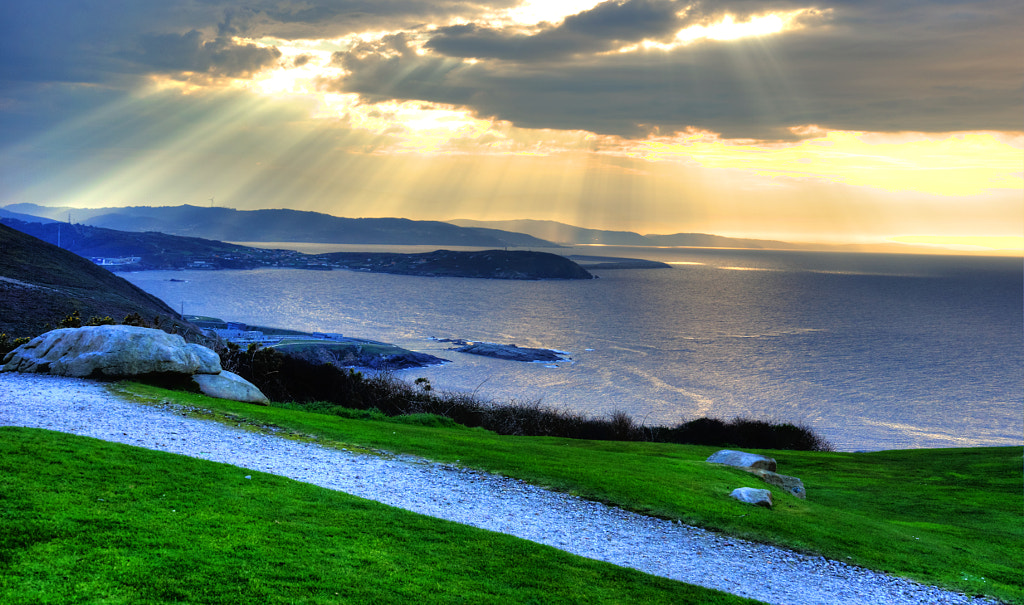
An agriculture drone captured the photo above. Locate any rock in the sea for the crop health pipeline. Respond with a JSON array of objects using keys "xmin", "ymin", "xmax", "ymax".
[
  {"xmin": 1, "ymin": 325, "xmax": 221, "ymax": 378},
  {"xmin": 730, "ymin": 487, "xmax": 773, "ymax": 508},
  {"xmin": 707, "ymin": 449, "xmax": 778, "ymax": 472},
  {"xmin": 454, "ymin": 342, "xmax": 567, "ymax": 363},
  {"xmin": 750, "ymin": 469, "xmax": 807, "ymax": 499},
  {"xmin": 192, "ymin": 371, "xmax": 269, "ymax": 405}
]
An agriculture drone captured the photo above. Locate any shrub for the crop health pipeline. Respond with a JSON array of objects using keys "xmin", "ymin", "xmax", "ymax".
[
  {"xmin": 85, "ymin": 315, "xmax": 116, "ymax": 326},
  {"xmin": 0, "ymin": 334, "xmax": 30, "ymax": 358},
  {"xmin": 122, "ymin": 312, "xmax": 151, "ymax": 327},
  {"xmin": 217, "ymin": 343, "xmax": 833, "ymax": 451},
  {"xmin": 58, "ymin": 310, "xmax": 82, "ymax": 328}
]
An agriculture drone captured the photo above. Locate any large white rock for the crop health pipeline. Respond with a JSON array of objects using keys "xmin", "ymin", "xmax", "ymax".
[
  {"xmin": 1, "ymin": 326, "xmax": 221, "ymax": 378},
  {"xmin": 192, "ymin": 371, "xmax": 269, "ymax": 405},
  {"xmin": 707, "ymin": 449, "xmax": 777, "ymax": 472},
  {"xmin": 730, "ymin": 487, "xmax": 773, "ymax": 508}
]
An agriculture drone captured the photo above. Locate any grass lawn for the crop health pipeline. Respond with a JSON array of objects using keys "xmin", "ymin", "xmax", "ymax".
[
  {"xmin": 112, "ymin": 382, "xmax": 1024, "ymax": 604},
  {"xmin": 0, "ymin": 427, "xmax": 760, "ymax": 605},
  {"xmin": 16, "ymin": 380, "xmax": 1024, "ymax": 603}
]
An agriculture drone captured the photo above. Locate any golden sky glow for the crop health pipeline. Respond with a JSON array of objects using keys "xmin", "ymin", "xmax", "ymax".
[
  {"xmin": 496, "ymin": 0, "xmax": 606, "ymax": 26},
  {"xmin": 616, "ymin": 9, "xmax": 824, "ymax": 53},
  {"xmin": 221, "ymin": 33, "xmax": 1024, "ymax": 204},
  {"xmin": 2, "ymin": 0, "xmax": 1021, "ymax": 254}
]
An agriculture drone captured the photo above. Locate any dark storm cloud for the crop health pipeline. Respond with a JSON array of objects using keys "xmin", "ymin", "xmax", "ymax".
[
  {"xmin": 425, "ymin": 0, "xmax": 684, "ymax": 60},
  {"xmin": 257, "ymin": 0, "xmax": 519, "ymax": 37},
  {"xmin": 333, "ymin": 0, "xmax": 1024, "ymax": 138},
  {"xmin": 0, "ymin": 0, "xmax": 515, "ymax": 85},
  {"xmin": 1, "ymin": 0, "xmax": 1020, "ymax": 142},
  {"xmin": 135, "ymin": 30, "xmax": 283, "ymax": 78},
  {"xmin": 423, "ymin": 0, "xmax": 823, "ymax": 61}
]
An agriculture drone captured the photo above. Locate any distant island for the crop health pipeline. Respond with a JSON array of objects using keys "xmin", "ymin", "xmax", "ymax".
[
  {"xmin": 567, "ymin": 255, "xmax": 672, "ymax": 270},
  {"xmin": 433, "ymin": 338, "xmax": 571, "ymax": 363}
]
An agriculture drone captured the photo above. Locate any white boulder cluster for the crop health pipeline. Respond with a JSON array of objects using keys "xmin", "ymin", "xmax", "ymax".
[
  {"xmin": 707, "ymin": 449, "xmax": 807, "ymax": 509},
  {"xmin": 1, "ymin": 325, "xmax": 268, "ymax": 404}
]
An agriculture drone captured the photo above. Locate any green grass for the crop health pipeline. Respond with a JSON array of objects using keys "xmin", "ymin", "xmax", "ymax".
[
  {"xmin": 0, "ymin": 427, "xmax": 760, "ymax": 605},
  {"xmin": 42, "ymin": 382, "xmax": 1024, "ymax": 603}
]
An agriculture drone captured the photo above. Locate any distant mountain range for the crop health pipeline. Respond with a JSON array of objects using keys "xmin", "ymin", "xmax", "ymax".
[
  {"xmin": 448, "ymin": 218, "xmax": 798, "ymax": 248},
  {"xmin": 0, "ymin": 207, "xmax": 58, "ymax": 224},
  {"xmin": 3, "ymin": 204, "xmax": 558, "ymax": 248},
  {"xmin": 446, "ymin": 218, "xmax": 965, "ymax": 254},
  {"xmin": 6, "ymin": 204, "xmax": 799, "ymax": 250},
  {"xmin": 4, "ymin": 204, "xmax": 978, "ymax": 255}
]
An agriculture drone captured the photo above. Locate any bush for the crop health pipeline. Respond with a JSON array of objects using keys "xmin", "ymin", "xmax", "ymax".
[
  {"xmin": 217, "ymin": 343, "xmax": 833, "ymax": 451},
  {"xmin": 0, "ymin": 334, "xmax": 30, "ymax": 358}
]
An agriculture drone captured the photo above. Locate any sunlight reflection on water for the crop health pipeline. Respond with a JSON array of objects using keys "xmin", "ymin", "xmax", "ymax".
[{"xmin": 123, "ymin": 248, "xmax": 1023, "ymax": 451}]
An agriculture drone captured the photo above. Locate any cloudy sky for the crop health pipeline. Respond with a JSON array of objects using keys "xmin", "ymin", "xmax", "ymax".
[{"xmin": 1, "ymin": 0, "xmax": 1021, "ymax": 250}]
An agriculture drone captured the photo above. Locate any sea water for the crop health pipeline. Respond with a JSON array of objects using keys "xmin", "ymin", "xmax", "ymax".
[{"xmin": 122, "ymin": 248, "xmax": 1023, "ymax": 451}]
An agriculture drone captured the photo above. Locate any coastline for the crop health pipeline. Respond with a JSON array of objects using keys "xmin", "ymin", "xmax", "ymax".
[{"xmin": 121, "ymin": 258, "xmax": 1023, "ymax": 453}]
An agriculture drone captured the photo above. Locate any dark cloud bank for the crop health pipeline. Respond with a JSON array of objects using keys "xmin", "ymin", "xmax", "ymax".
[{"xmin": 1, "ymin": 0, "xmax": 1021, "ymax": 141}]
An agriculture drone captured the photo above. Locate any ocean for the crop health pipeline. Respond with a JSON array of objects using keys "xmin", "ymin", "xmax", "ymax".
[{"xmin": 122, "ymin": 247, "xmax": 1023, "ymax": 452}]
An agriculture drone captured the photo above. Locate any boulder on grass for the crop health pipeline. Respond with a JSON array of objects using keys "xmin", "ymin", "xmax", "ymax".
[
  {"xmin": 2, "ymin": 326, "xmax": 221, "ymax": 378},
  {"xmin": 730, "ymin": 487, "xmax": 773, "ymax": 508},
  {"xmin": 707, "ymin": 449, "xmax": 777, "ymax": 472},
  {"xmin": 750, "ymin": 469, "xmax": 806, "ymax": 499},
  {"xmin": 193, "ymin": 371, "xmax": 269, "ymax": 405}
]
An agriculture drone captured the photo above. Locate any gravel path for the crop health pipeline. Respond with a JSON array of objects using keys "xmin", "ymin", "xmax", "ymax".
[{"xmin": 0, "ymin": 373, "xmax": 1001, "ymax": 605}]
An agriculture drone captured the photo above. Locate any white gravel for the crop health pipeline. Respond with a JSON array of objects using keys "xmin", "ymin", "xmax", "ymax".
[{"xmin": 0, "ymin": 372, "xmax": 1002, "ymax": 605}]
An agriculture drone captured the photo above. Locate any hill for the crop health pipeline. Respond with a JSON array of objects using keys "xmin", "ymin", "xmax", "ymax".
[
  {"xmin": 0, "ymin": 224, "xmax": 190, "ymax": 338},
  {"xmin": 0, "ymin": 218, "xmax": 269, "ymax": 269},
  {"xmin": 0, "ymin": 219, "xmax": 593, "ymax": 279},
  {"xmin": 449, "ymin": 218, "xmax": 652, "ymax": 246},
  {"xmin": 449, "ymin": 218, "xmax": 794, "ymax": 248},
  {"xmin": 0, "ymin": 208, "xmax": 58, "ymax": 224},
  {"xmin": 4, "ymin": 204, "xmax": 558, "ymax": 248},
  {"xmin": 449, "ymin": 218, "xmax": 991, "ymax": 255}
]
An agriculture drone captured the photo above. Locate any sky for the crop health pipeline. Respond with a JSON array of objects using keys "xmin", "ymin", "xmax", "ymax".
[{"xmin": 0, "ymin": 0, "xmax": 1021, "ymax": 252}]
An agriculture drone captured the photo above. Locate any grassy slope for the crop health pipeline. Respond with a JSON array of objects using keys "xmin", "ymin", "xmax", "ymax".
[
  {"xmin": 113, "ymin": 383, "xmax": 1024, "ymax": 603},
  {"xmin": 0, "ymin": 427, "xmax": 758, "ymax": 605}
]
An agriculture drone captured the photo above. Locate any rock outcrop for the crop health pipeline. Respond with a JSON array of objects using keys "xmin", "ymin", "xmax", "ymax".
[
  {"xmin": 729, "ymin": 487, "xmax": 773, "ymax": 508},
  {"xmin": 706, "ymin": 449, "xmax": 777, "ymax": 472},
  {"xmin": 750, "ymin": 469, "xmax": 807, "ymax": 499},
  {"xmin": 192, "ymin": 371, "xmax": 269, "ymax": 405},
  {"xmin": 708, "ymin": 448, "xmax": 807, "ymax": 502},
  {"xmin": 2, "ymin": 325, "xmax": 268, "ymax": 405},
  {"xmin": 2, "ymin": 325, "xmax": 220, "ymax": 377}
]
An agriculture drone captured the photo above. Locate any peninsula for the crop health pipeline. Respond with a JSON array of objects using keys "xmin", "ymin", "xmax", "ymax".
[{"xmin": 1, "ymin": 219, "xmax": 594, "ymax": 280}]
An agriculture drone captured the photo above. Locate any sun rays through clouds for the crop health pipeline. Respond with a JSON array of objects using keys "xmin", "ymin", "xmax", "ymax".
[{"xmin": 1, "ymin": 0, "xmax": 1021, "ymax": 250}]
